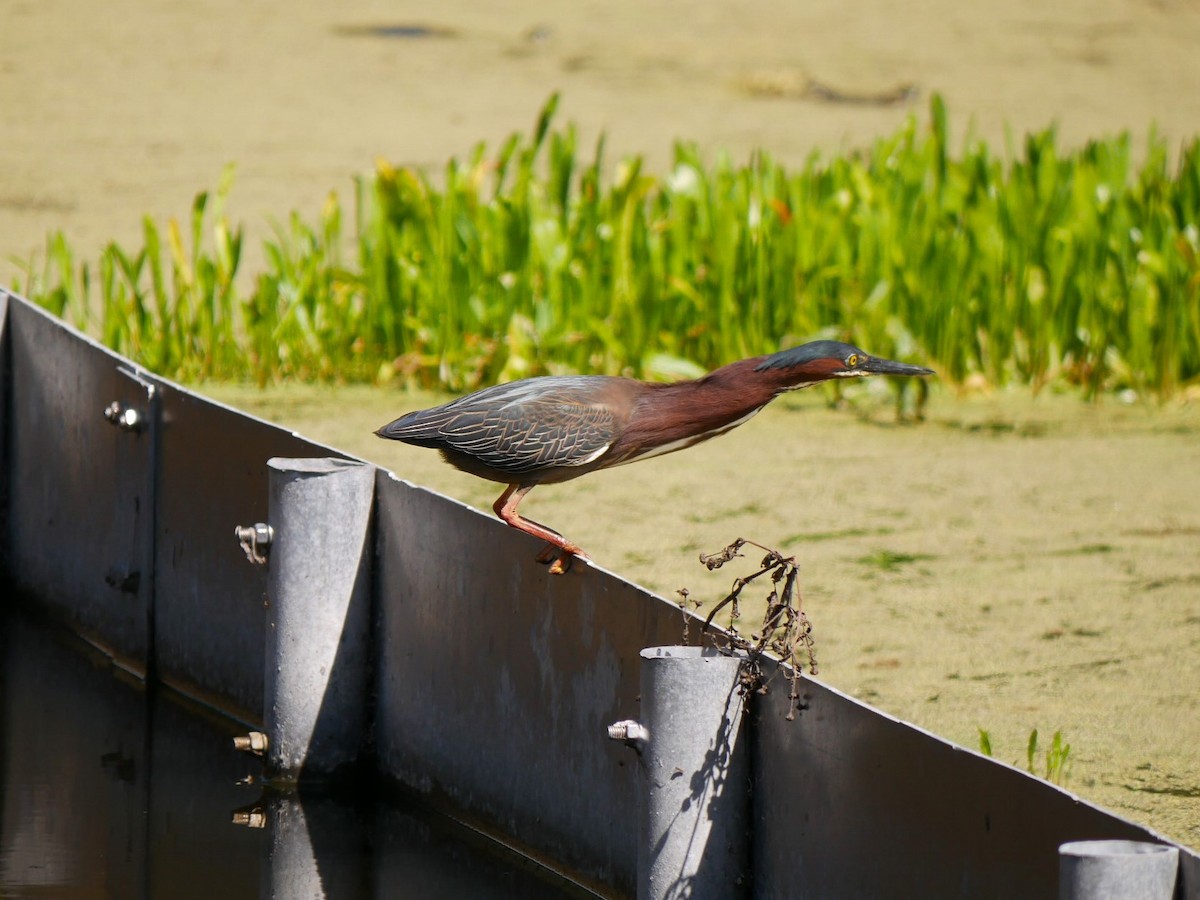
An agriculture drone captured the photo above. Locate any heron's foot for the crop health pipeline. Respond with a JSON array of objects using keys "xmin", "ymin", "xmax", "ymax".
[{"xmin": 536, "ymin": 543, "xmax": 589, "ymax": 574}]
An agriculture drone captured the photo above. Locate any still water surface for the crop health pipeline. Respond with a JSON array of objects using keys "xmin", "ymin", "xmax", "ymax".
[{"xmin": 0, "ymin": 603, "xmax": 586, "ymax": 898}]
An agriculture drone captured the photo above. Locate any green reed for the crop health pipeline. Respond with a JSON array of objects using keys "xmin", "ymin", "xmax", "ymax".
[{"xmin": 11, "ymin": 95, "xmax": 1200, "ymax": 396}]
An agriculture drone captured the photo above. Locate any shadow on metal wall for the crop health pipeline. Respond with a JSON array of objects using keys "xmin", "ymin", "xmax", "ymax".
[{"xmin": 0, "ymin": 288, "xmax": 1195, "ymax": 898}]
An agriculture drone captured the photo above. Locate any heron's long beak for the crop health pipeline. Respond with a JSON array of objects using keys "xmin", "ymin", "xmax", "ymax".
[{"xmin": 861, "ymin": 356, "xmax": 935, "ymax": 377}]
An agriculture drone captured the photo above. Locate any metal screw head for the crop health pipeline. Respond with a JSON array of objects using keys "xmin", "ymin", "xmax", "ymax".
[
  {"xmin": 235, "ymin": 523, "xmax": 274, "ymax": 565},
  {"xmin": 103, "ymin": 401, "xmax": 143, "ymax": 432},
  {"xmin": 233, "ymin": 731, "xmax": 270, "ymax": 755},
  {"xmin": 231, "ymin": 809, "xmax": 267, "ymax": 829},
  {"xmin": 231, "ymin": 805, "xmax": 267, "ymax": 829},
  {"xmin": 607, "ymin": 719, "xmax": 649, "ymax": 750}
]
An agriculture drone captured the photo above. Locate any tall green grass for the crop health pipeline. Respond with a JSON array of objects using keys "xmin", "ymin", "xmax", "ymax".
[{"xmin": 11, "ymin": 95, "xmax": 1200, "ymax": 396}]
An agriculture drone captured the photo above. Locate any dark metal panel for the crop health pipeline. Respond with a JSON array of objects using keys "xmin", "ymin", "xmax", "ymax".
[
  {"xmin": 152, "ymin": 383, "xmax": 347, "ymax": 722},
  {"xmin": 0, "ymin": 293, "xmax": 10, "ymax": 578},
  {"xmin": 2, "ymin": 294, "xmax": 155, "ymax": 671},
  {"xmin": 751, "ymin": 671, "xmax": 1197, "ymax": 899},
  {"xmin": 372, "ymin": 471, "xmax": 689, "ymax": 897}
]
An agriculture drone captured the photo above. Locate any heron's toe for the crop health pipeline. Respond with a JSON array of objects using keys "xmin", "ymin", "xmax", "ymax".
[{"xmin": 536, "ymin": 544, "xmax": 590, "ymax": 574}]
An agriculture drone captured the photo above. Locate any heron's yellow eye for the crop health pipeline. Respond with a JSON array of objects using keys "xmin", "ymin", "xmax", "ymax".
[{"xmin": 846, "ymin": 354, "xmax": 860, "ymax": 367}]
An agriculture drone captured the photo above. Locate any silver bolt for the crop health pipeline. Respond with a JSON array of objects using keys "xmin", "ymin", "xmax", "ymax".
[
  {"xmin": 235, "ymin": 523, "xmax": 274, "ymax": 565},
  {"xmin": 231, "ymin": 807, "xmax": 267, "ymax": 829},
  {"xmin": 103, "ymin": 401, "xmax": 143, "ymax": 432},
  {"xmin": 607, "ymin": 719, "xmax": 649, "ymax": 750},
  {"xmin": 233, "ymin": 731, "xmax": 269, "ymax": 756}
]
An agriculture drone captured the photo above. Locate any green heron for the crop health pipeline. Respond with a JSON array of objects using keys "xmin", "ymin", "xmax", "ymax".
[{"xmin": 376, "ymin": 340, "xmax": 934, "ymax": 573}]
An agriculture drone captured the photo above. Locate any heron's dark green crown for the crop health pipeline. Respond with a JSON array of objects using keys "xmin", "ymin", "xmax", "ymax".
[{"xmin": 755, "ymin": 340, "xmax": 863, "ymax": 372}]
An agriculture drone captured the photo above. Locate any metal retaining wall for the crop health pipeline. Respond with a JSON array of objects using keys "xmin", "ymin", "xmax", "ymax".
[
  {"xmin": 1, "ymin": 287, "xmax": 1195, "ymax": 897},
  {"xmin": 0, "ymin": 289, "xmax": 342, "ymax": 720}
]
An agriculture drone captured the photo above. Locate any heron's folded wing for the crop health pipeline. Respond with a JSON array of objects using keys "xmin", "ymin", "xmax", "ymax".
[{"xmin": 438, "ymin": 391, "xmax": 617, "ymax": 476}]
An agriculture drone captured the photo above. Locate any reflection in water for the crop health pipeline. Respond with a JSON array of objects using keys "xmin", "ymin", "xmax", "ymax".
[{"xmin": 0, "ymin": 604, "xmax": 588, "ymax": 898}]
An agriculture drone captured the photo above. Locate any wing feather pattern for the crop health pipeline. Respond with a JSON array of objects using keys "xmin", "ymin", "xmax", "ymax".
[{"xmin": 377, "ymin": 377, "xmax": 619, "ymax": 477}]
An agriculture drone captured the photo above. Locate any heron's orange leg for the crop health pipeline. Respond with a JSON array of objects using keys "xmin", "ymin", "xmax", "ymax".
[{"xmin": 493, "ymin": 484, "xmax": 589, "ymax": 574}]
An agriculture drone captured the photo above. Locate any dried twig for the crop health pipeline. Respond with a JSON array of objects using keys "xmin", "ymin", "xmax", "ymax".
[
  {"xmin": 688, "ymin": 537, "xmax": 818, "ymax": 721},
  {"xmin": 676, "ymin": 587, "xmax": 703, "ymax": 645}
]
